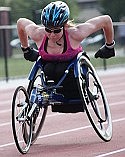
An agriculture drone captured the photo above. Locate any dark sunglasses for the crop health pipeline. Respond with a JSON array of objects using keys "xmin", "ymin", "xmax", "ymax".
[{"xmin": 45, "ymin": 27, "xmax": 63, "ymax": 34}]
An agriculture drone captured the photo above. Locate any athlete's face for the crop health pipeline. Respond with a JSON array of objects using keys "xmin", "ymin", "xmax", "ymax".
[{"xmin": 45, "ymin": 27, "xmax": 63, "ymax": 41}]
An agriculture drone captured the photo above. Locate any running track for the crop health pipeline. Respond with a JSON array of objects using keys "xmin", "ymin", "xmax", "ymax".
[{"xmin": 0, "ymin": 67, "xmax": 125, "ymax": 157}]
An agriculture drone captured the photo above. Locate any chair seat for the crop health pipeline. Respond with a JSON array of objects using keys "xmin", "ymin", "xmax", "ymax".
[{"xmin": 51, "ymin": 99, "xmax": 85, "ymax": 113}]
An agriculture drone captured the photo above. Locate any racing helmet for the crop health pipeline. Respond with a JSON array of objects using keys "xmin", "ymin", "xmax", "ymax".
[{"xmin": 41, "ymin": 1, "xmax": 70, "ymax": 28}]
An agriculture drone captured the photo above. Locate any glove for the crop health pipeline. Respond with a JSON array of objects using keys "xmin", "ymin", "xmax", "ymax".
[
  {"xmin": 82, "ymin": 52, "xmax": 90, "ymax": 61},
  {"xmin": 21, "ymin": 46, "xmax": 39, "ymax": 62},
  {"xmin": 95, "ymin": 41, "xmax": 115, "ymax": 59}
]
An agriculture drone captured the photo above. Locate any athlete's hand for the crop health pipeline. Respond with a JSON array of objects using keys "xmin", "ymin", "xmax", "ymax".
[
  {"xmin": 95, "ymin": 41, "xmax": 115, "ymax": 59},
  {"xmin": 21, "ymin": 47, "xmax": 39, "ymax": 62}
]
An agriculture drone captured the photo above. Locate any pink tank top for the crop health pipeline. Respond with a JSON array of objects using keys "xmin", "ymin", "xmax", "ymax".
[{"xmin": 38, "ymin": 30, "xmax": 83, "ymax": 62}]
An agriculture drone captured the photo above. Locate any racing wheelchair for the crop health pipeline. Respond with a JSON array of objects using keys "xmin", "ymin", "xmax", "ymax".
[{"xmin": 11, "ymin": 51, "xmax": 112, "ymax": 154}]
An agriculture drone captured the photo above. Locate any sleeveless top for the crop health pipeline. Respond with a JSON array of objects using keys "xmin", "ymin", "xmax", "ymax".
[{"xmin": 38, "ymin": 30, "xmax": 83, "ymax": 62}]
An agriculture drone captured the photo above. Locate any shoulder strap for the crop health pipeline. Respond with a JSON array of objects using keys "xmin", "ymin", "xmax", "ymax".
[
  {"xmin": 64, "ymin": 29, "xmax": 70, "ymax": 48},
  {"xmin": 38, "ymin": 35, "xmax": 47, "ymax": 52}
]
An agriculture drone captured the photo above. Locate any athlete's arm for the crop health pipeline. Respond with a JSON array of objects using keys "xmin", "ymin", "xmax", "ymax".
[
  {"xmin": 17, "ymin": 18, "xmax": 44, "ymax": 48},
  {"xmin": 70, "ymin": 15, "xmax": 114, "ymax": 44}
]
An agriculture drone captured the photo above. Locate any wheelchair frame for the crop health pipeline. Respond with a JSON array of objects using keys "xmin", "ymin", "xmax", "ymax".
[{"xmin": 12, "ymin": 51, "xmax": 112, "ymax": 154}]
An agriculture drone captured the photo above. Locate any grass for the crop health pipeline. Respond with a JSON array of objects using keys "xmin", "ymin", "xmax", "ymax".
[
  {"xmin": 0, "ymin": 47, "xmax": 125, "ymax": 80},
  {"xmin": 91, "ymin": 56, "xmax": 125, "ymax": 68},
  {"xmin": 0, "ymin": 57, "xmax": 33, "ymax": 79}
]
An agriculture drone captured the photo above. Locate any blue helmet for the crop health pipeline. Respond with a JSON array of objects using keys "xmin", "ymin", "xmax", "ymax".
[{"xmin": 41, "ymin": 1, "xmax": 70, "ymax": 28}]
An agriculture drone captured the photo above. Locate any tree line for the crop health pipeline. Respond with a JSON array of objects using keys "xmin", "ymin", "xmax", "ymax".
[
  {"xmin": 0, "ymin": 0, "xmax": 78, "ymax": 24},
  {"xmin": 0, "ymin": 0, "xmax": 125, "ymax": 24}
]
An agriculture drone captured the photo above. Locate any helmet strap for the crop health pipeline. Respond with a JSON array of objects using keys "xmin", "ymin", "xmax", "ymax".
[
  {"xmin": 56, "ymin": 29, "xmax": 64, "ymax": 46},
  {"xmin": 56, "ymin": 35, "xmax": 63, "ymax": 46}
]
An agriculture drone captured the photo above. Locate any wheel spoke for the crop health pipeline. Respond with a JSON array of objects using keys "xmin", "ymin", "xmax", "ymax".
[
  {"xmin": 27, "ymin": 68, "xmax": 48, "ymax": 144},
  {"xmin": 77, "ymin": 56, "xmax": 112, "ymax": 142},
  {"xmin": 12, "ymin": 86, "xmax": 32, "ymax": 154}
]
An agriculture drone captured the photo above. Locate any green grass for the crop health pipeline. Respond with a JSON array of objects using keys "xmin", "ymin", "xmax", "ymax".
[
  {"xmin": 0, "ymin": 52, "xmax": 125, "ymax": 80},
  {"xmin": 0, "ymin": 57, "xmax": 33, "ymax": 79},
  {"xmin": 91, "ymin": 56, "xmax": 125, "ymax": 68}
]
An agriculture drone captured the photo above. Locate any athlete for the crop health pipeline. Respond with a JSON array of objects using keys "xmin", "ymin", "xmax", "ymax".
[{"xmin": 17, "ymin": 1, "xmax": 115, "ymax": 101}]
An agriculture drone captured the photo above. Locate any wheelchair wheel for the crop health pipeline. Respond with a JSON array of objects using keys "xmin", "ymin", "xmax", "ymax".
[
  {"xmin": 77, "ymin": 55, "xmax": 112, "ymax": 142},
  {"xmin": 12, "ymin": 86, "xmax": 32, "ymax": 154},
  {"xmin": 27, "ymin": 68, "xmax": 48, "ymax": 144}
]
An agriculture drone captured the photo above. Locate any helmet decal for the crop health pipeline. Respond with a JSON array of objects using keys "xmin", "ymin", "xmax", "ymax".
[{"xmin": 41, "ymin": 1, "xmax": 70, "ymax": 28}]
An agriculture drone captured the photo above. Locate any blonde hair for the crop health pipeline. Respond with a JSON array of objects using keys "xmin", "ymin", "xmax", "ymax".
[{"xmin": 65, "ymin": 19, "xmax": 76, "ymax": 28}]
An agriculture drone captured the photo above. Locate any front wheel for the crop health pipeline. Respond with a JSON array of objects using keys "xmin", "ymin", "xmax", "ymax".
[
  {"xmin": 77, "ymin": 55, "xmax": 112, "ymax": 142},
  {"xmin": 12, "ymin": 86, "xmax": 32, "ymax": 154},
  {"xmin": 27, "ymin": 67, "xmax": 48, "ymax": 144}
]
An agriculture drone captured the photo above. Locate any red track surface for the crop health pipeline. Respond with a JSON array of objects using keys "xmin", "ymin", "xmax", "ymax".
[{"xmin": 0, "ymin": 68, "xmax": 125, "ymax": 157}]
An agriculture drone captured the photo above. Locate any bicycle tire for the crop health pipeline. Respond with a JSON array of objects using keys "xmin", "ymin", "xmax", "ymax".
[
  {"xmin": 27, "ymin": 68, "xmax": 48, "ymax": 144},
  {"xmin": 77, "ymin": 55, "xmax": 112, "ymax": 142},
  {"xmin": 12, "ymin": 86, "xmax": 32, "ymax": 154}
]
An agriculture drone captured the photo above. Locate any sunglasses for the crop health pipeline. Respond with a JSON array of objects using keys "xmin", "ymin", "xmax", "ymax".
[{"xmin": 45, "ymin": 27, "xmax": 63, "ymax": 34}]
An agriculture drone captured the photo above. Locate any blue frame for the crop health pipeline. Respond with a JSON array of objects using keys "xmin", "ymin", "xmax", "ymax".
[
  {"xmin": 27, "ymin": 52, "xmax": 85, "ymax": 103},
  {"xmin": 27, "ymin": 52, "xmax": 89, "ymax": 103},
  {"xmin": 28, "ymin": 52, "xmax": 87, "ymax": 83},
  {"xmin": 27, "ymin": 51, "xmax": 90, "ymax": 109}
]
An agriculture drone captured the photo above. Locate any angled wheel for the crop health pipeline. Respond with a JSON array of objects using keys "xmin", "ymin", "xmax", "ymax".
[
  {"xmin": 77, "ymin": 55, "xmax": 112, "ymax": 142},
  {"xmin": 12, "ymin": 86, "xmax": 32, "ymax": 154},
  {"xmin": 27, "ymin": 67, "xmax": 48, "ymax": 144}
]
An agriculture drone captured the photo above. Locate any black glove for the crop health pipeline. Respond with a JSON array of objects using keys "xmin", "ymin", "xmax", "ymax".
[
  {"xmin": 95, "ymin": 41, "xmax": 115, "ymax": 59},
  {"xmin": 21, "ymin": 46, "xmax": 39, "ymax": 62},
  {"xmin": 82, "ymin": 51, "xmax": 90, "ymax": 60}
]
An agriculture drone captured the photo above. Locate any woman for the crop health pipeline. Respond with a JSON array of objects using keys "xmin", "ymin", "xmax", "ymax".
[{"xmin": 17, "ymin": 1, "xmax": 115, "ymax": 100}]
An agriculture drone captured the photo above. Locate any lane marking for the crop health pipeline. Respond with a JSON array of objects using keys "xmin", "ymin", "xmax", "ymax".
[
  {"xmin": 0, "ymin": 142, "xmax": 15, "ymax": 148},
  {"xmin": 0, "ymin": 113, "xmax": 63, "ymax": 127},
  {"xmin": 0, "ymin": 117, "xmax": 125, "ymax": 148},
  {"xmin": 0, "ymin": 88, "xmax": 125, "ymax": 106},
  {"xmin": 1, "ymin": 93, "xmax": 125, "ymax": 113},
  {"xmin": 0, "ymin": 125, "xmax": 92, "ymax": 148},
  {"xmin": 104, "ymin": 82, "xmax": 125, "ymax": 89},
  {"xmin": 0, "ymin": 100, "xmax": 125, "ymax": 126},
  {"xmin": 95, "ymin": 148, "xmax": 125, "ymax": 157},
  {"xmin": 0, "ymin": 100, "xmax": 11, "ymax": 105},
  {"xmin": 0, "ymin": 109, "xmax": 11, "ymax": 113},
  {"xmin": 0, "ymin": 122, "xmax": 11, "ymax": 127}
]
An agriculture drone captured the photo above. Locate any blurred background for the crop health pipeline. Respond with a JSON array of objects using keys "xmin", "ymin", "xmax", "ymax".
[{"xmin": 0, "ymin": 0, "xmax": 125, "ymax": 82}]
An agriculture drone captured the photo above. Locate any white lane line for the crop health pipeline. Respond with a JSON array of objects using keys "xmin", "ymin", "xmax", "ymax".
[
  {"xmin": 95, "ymin": 148, "xmax": 125, "ymax": 157},
  {"xmin": 0, "ymin": 88, "xmax": 125, "ymax": 106},
  {"xmin": 0, "ymin": 125, "xmax": 92, "ymax": 148},
  {"xmin": 113, "ymin": 117, "xmax": 125, "ymax": 123},
  {"xmin": 1, "ymin": 91, "xmax": 125, "ymax": 114},
  {"xmin": 0, "ymin": 100, "xmax": 125, "ymax": 126},
  {"xmin": 0, "ymin": 142, "xmax": 15, "ymax": 148},
  {"xmin": 0, "ymin": 117, "xmax": 125, "ymax": 148},
  {"xmin": 107, "ymin": 90, "xmax": 125, "ymax": 97},
  {"xmin": 104, "ymin": 82, "xmax": 125, "ymax": 89},
  {"xmin": 0, "ymin": 122, "xmax": 11, "ymax": 127},
  {"xmin": 0, "ymin": 100, "xmax": 11, "ymax": 105},
  {"xmin": 0, "ymin": 113, "xmax": 63, "ymax": 127},
  {"xmin": 0, "ymin": 109, "xmax": 11, "ymax": 113},
  {"xmin": 38, "ymin": 125, "xmax": 91, "ymax": 139}
]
